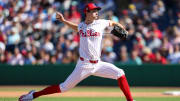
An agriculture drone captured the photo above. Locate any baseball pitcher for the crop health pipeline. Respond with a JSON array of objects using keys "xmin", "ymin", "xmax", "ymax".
[{"xmin": 19, "ymin": 3, "xmax": 134, "ymax": 101}]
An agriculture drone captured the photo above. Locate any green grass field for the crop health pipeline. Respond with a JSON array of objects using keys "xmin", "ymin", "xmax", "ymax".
[{"xmin": 0, "ymin": 86, "xmax": 180, "ymax": 101}]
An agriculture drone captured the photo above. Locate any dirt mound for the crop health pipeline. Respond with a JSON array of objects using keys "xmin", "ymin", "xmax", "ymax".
[{"xmin": 0, "ymin": 91, "xmax": 179, "ymax": 98}]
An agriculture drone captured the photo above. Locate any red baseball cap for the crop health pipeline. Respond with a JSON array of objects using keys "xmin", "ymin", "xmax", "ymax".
[{"xmin": 84, "ymin": 3, "xmax": 101, "ymax": 13}]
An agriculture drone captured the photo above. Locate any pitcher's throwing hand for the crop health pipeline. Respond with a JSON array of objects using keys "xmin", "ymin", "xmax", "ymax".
[{"xmin": 56, "ymin": 12, "xmax": 65, "ymax": 22}]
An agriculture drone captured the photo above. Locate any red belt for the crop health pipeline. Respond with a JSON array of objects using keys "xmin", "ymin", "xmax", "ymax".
[{"xmin": 80, "ymin": 57, "xmax": 98, "ymax": 64}]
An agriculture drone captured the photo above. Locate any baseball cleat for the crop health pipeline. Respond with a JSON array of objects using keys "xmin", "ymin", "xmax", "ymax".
[{"xmin": 19, "ymin": 90, "xmax": 35, "ymax": 101}]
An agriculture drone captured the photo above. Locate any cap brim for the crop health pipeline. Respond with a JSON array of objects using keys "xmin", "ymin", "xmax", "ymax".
[
  {"xmin": 84, "ymin": 7, "xmax": 101, "ymax": 13},
  {"xmin": 94, "ymin": 7, "xmax": 101, "ymax": 11}
]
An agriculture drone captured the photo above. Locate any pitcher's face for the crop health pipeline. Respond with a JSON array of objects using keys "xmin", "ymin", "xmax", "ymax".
[{"xmin": 86, "ymin": 9, "xmax": 99, "ymax": 20}]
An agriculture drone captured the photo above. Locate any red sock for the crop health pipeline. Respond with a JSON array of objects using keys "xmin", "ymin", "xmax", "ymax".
[
  {"xmin": 118, "ymin": 75, "xmax": 133, "ymax": 101},
  {"xmin": 33, "ymin": 85, "xmax": 61, "ymax": 98}
]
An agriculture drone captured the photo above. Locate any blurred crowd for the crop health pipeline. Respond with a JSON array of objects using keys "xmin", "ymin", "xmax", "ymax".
[{"xmin": 0, "ymin": 0, "xmax": 180, "ymax": 65}]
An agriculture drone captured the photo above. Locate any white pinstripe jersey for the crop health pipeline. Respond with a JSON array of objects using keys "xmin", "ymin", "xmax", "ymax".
[{"xmin": 78, "ymin": 19, "xmax": 110, "ymax": 60}]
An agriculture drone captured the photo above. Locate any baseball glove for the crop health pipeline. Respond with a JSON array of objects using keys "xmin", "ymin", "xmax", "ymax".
[{"xmin": 111, "ymin": 25, "xmax": 128, "ymax": 39}]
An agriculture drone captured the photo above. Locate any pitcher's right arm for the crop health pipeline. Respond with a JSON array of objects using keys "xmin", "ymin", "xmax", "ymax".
[{"xmin": 56, "ymin": 12, "xmax": 78, "ymax": 32}]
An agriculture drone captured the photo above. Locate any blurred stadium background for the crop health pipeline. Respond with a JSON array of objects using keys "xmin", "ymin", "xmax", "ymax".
[
  {"xmin": 0, "ymin": 0, "xmax": 180, "ymax": 100},
  {"xmin": 0, "ymin": 0, "xmax": 180, "ymax": 65}
]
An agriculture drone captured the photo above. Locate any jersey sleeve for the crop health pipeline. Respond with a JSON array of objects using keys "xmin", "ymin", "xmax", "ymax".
[
  {"xmin": 99, "ymin": 19, "xmax": 110, "ymax": 30},
  {"xmin": 78, "ymin": 23, "xmax": 83, "ymax": 31}
]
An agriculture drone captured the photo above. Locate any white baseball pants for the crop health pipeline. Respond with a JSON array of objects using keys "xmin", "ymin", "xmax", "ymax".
[{"xmin": 59, "ymin": 59, "xmax": 125, "ymax": 92}]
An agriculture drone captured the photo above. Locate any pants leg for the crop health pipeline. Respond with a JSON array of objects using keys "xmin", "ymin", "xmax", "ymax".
[
  {"xmin": 59, "ymin": 60, "xmax": 93, "ymax": 92},
  {"xmin": 31, "ymin": 60, "xmax": 93, "ymax": 99},
  {"xmin": 93, "ymin": 61, "xmax": 125, "ymax": 79}
]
